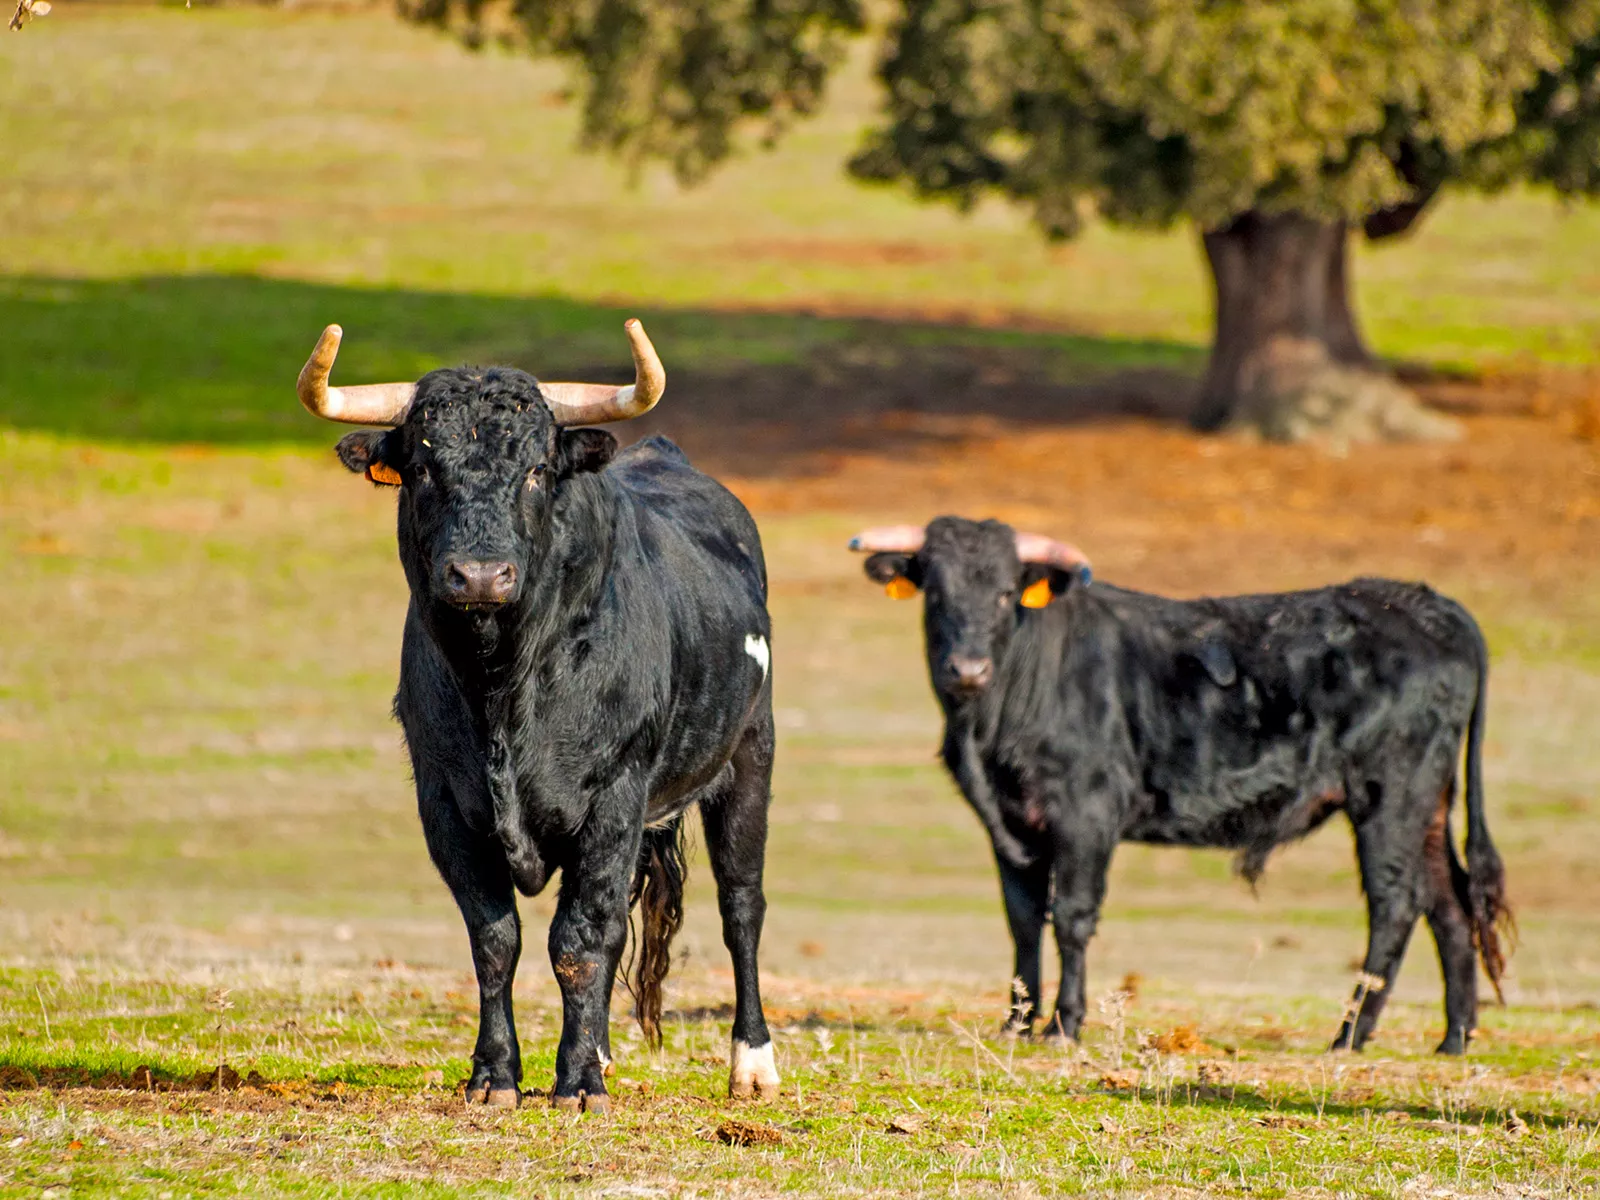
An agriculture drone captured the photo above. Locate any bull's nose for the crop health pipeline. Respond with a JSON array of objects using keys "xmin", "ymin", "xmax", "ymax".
[
  {"xmin": 945, "ymin": 655, "xmax": 994, "ymax": 694},
  {"xmin": 443, "ymin": 560, "xmax": 518, "ymax": 607}
]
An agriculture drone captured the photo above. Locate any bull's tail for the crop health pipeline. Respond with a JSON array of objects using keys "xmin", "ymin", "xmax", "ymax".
[
  {"xmin": 1458, "ymin": 616, "xmax": 1514, "ymax": 1002},
  {"xmin": 626, "ymin": 818, "xmax": 688, "ymax": 1048}
]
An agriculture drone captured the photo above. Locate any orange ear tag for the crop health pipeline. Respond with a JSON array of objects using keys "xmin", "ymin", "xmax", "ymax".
[
  {"xmin": 366, "ymin": 462, "xmax": 403, "ymax": 487},
  {"xmin": 884, "ymin": 576, "xmax": 919, "ymax": 600},
  {"xmin": 1020, "ymin": 577, "xmax": 1053, "ymax": 608}
]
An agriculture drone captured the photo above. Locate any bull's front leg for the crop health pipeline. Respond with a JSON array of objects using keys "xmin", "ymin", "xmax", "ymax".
[
  {"xmin": 547, "ymin": 806, "xmax": 642, "ymax": 1113},
  {"xmin": 1045, "ymin": 820, "xmax": 1117, "ymax": 1041},
  {"xmin": 417, "ymin": 778, "xmax": 524, "ymax": 1107},
  {"xmin": 943, "ymin": 727, "xmax": 1034, "ymax": 869},
  {"xmin": 994, "ymin": 851, "xmax": 1051, "ymax": 1034}
]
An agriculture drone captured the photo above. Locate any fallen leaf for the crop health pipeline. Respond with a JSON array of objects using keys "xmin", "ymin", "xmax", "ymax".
[
  {"xmin": 717, "ymin": 1119, "xmax": 783, "ymax": 1147},
  {"xmin": 1252, "ymin": 1113, "xmax": 1307, "ymax": 1129},
  {"xmin": 1149, "ymin": 1024, "xmax": 1210, "ymax": 1054}
]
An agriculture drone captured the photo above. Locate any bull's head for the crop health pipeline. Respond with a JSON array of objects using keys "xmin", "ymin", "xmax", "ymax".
[
  {"xmin": 296, "ymin": 320, "xmax": 663, "ymax": 619},
  {"xmin": 849, "ymin": 517, "xmax": 1091, "ymax": 702}
]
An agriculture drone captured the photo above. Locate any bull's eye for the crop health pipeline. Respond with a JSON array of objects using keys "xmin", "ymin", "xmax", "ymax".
[
  {"xmin": 412, "ymin": 463, "xmax": 431, "ymax": 485},
  {"xmin": 526, "ymin": 463, "xmax": 547, "ymax": 491}
]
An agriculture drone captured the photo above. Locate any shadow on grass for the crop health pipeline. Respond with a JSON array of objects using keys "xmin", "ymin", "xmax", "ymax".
[
  {"xmin": 2, "ymin": 274, "xmax": 1205, "ymax": 463},
  {"xmin": 1103, "ymin": 1080, "xmax": 1595, "ymax": 1132}
]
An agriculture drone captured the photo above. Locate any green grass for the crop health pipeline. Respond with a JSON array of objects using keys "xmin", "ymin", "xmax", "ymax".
[
  {"xmin": 3, "ymin": 6, "xmax": 1600, "ymax": 1197},
  {"xmin": 3, "ymin": 7, "xmax": 1600, "ymax": 448},
  {"xmin": 3, "ymin": 431, "xmax": 1599, "ymax": 1196},
  {"xmin": 3, "ymin": 966, "xmax": 1598, "ymax": 1198}
]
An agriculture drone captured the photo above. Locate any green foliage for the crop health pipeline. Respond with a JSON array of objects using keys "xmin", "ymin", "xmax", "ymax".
[
  {"xmin": 423, "ymin": 0, "xmax": 1600, "ymax": 237},
  {"xmin": 854, "ymin": 0, "xmax": 1600, "ymax": 234},
  {"xmin": 404, "ymin": 0, "xmax": 866, "ymax": 181}
]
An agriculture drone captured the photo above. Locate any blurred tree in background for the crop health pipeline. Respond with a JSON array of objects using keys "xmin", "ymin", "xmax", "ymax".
[{"xmin": 405, "ymin": 0, "xmax": 1600, "ymax": 441}]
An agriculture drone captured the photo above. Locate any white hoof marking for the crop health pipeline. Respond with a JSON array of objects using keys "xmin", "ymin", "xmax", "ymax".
[{"xmin": 729, "ymin": 1038, "xmax": 780, "ymax": 1100}]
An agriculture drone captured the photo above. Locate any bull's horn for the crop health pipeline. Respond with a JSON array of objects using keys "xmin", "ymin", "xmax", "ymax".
[
  {"xmin": 539, "ymin": 319, "xmax": 665, "ymax": 426},
  {"xmin": 297, "ymin": 325, "xmax": 418, "ymax": 426},
  {"xmin": 847, "ymin": 525, "xmax": 927, "ymax": 553},
  {"xmin": 1014, "ymin": 532, "xmax": 1092, "ymax": 574}
]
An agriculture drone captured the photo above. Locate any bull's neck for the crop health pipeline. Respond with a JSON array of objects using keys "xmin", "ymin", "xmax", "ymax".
[{"xmin": 436, "ymin": 471, "xmax": 622, "ymax": 732}]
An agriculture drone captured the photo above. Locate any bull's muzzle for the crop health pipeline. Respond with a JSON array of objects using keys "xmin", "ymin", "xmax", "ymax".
[
  {"xmin": 443, "ymin": 560, "xmax": 519, "ymax": 608},
  {"xmin": 943, "ymin": 655, "xmax": 994, "ymax": 696}
]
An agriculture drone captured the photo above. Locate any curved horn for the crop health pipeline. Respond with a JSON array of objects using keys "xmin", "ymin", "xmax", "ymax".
[
  {"xmin": 297, "ymin": 325, "xmax": 417, "ymax": 426},
  {"xmin": 1014, "ymin": 532, "xmax": 1092, "ymax": 574},
  {"xmin": 539, "ymin": 318, "xmax": 665, "ymax": 426},
  {"xmin": 847, "ymin": 525, "xmax": 927, "ymax": 553}
]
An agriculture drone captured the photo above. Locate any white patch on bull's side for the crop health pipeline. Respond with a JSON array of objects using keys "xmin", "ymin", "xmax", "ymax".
[
  {"xmin": 729, "ymin": 1038, "xmax": 780, "ymax": 1100},
  {"xmin": 744, "ymin": 633, "xmax": 770, "ymax": 679}
]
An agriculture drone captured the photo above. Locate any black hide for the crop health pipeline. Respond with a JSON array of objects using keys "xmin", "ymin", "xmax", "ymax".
[
  {"xmin": 340, "ymin": 366, "xmax": 777, "ymax": 1109},
  {"xmin": 868, "ymin": 516, "xmax": 1510, "ymax": 1056}
]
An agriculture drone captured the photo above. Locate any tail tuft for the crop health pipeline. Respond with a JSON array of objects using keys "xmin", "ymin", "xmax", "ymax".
[
  {"xmin": 626, "ymin": 820, "xmax": 688, "ymax": 1048},
  {"xmin": 1466, "ymin": 844, "xmax": 1516, "ymax": 1004}
]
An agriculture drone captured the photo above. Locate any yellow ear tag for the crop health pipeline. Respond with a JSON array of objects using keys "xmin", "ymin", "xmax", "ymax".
[
  {"xmin": 884, "ymin": 576, "xmax": 919, "ymax": 600},
  {"xmin": 1020, "ymin": 577, "xmax": 1054, "ymax": 608},
  {"xmin": 366, "ymin": 462, "xmax": 403, "ymax": 487}
]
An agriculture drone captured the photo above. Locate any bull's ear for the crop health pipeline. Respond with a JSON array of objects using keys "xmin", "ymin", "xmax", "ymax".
[
  {"xmin": 863, "ymin": 552, "xmax": 921, "ymax": 599},
  {"xmin": 335, "ymin": 430, "xmax": 402, "ymax": 486},
  {"xmin": 557, "ymin": 428, "xmax": 618, "ymax": 477},
  {"xmin": 1019, "ymin": 562, "xmax": 1089, "ymax": 607}
]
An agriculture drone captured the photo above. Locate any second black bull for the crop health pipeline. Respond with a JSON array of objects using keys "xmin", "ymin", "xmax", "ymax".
[{"xmin": 852, "ymin": 516, "xmax": 1512, "ymax": 1054}]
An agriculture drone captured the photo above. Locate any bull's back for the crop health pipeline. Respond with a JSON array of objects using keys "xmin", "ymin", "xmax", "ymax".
[{"xmin": 1026, "ymin": 579, "xmax": 1482, "ymax": 839}]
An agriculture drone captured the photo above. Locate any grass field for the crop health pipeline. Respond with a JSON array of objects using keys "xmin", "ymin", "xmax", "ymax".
[{"xmin": 2, "ymin": 7, "xmax": 1600, "ymax": 1197}]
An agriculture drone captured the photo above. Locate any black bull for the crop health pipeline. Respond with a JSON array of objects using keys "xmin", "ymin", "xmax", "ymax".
[
  {"xmin": 858, "ymin": 516, "xmax": 1512, "ymax": 1054},
  {"xmin": 327, "ymin": 365, "xmax": 780, "ymax": 1111}
]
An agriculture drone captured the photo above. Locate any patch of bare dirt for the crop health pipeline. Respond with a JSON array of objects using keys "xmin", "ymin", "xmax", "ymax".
[{"xmin": 608, "ymin": 357, "xmax": 1600, "ymax": 598}]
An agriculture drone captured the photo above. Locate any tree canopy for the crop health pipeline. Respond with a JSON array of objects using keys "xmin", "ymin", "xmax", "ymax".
[{"xmin": 406, "ymin": 0, "xmax": 1600, "ymax": 438}]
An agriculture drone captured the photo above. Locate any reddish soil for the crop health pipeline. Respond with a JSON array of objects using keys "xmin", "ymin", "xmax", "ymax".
[{"xmin": 623, "ymin": 356, "xmax": 1600, "ymax": 598}]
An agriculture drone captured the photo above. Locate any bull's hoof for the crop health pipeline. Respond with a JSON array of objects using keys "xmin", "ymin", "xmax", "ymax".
[
  {"xmin": 1434, "ymin": 1029, "xmax": 1471, "ymax": 1055},
  {"xmin": 730, "ymin": 1077, "xmax": 781, "ymax": 1101},
  {"xmin": 465, "ymin": 1079, "xmax": 522, "ymax": 1108},
  {"xmin": 729, "ymin": 1039, "xmax": 781, "ymax": 1101},
  {"xmin": 551, "ymin": 1091, "xmax": 610, "ymax": 1114},
  {"xmin": 1038, "ymin": 1016, "xmax": 1081, "ymax": 1044}
]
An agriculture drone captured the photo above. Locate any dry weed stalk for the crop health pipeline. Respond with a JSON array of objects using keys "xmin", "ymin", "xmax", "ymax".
[
  {"xmin": 8, "ymin": 0, "xmax": 51, "ymax": 31},
  {"xmin": 1332, "ymin": 971, "xmax": 1387, "ymax": 1050},
  {"xmin": 1096, "ymin": 984, "xmax": 1132, "ymax": 1070}
]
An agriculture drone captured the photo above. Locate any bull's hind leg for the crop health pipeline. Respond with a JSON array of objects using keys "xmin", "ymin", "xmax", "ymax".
[
  {"xmin": 1333, "ymin": 757, "xmax": 1452, "ymax": 1051},
  {"xmin": 702, "ymin": 717, "xmax": 778, "ymax": 1100},
  {"xmin": 1424, "ymin": 787, "xmax": 1479, "ymax": 1054},
  {"xmin": 418, "ymin": 779, "xmax": 524, "ymax": 1107}
]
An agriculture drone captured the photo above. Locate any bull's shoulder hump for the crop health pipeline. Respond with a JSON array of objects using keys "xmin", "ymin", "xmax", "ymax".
[
  {"xmin": 605, "ymin": 439, "xmax": 766, "ymax": 579},
  {"xmin": 614, "ymin": 434, "xmax": 692, "ymax": 469}
]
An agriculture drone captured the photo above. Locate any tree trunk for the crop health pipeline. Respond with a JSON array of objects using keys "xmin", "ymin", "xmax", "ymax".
[{"xmin": 1192, "ymin": 210, "xmax": 1454, "ymax": 442}]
